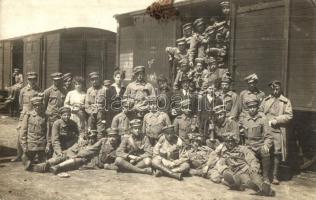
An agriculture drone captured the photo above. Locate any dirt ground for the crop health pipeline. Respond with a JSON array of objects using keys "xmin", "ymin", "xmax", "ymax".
[{"xmin": 0, "ymin": 115, "xmax": 315, "ymax": 200}]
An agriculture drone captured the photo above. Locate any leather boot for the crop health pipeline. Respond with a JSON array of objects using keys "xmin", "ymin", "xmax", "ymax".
[
  {"xmin": 152, "ymin": 162, "xmax": 182, "ymax": 180},
  {"xmin": 272, "ymin": 156, "xmax": 280, "ymax": 185},
  {"xmin": 32, "ymin": 162, "xmax": 50, "ymax": 173},
  {"xmin": 261, "ymin": 156, "xmax": 271, "ymax": 183},
  {"xmin": 115, "ymin": 158, "xmax": 152, "ymax": 175},
  {"xmin": 260, "ymin": 182, "xmax": 275, "ymax": 197},
  {"xmin": 223, "ymin": 171, "xmax": 244, "ymax": 191},
  {"xmin": 49, "ymin": 158, "xmax": 83, "ymax": 175}
]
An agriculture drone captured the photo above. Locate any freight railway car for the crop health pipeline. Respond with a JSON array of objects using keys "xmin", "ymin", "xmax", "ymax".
[
  {"xmin": 0, "ymin": 27, "xmax": 116, "ymax": 90},
  {"xmin": 115, "ymin": 0, "xmax": 316, "ymax": 170}
]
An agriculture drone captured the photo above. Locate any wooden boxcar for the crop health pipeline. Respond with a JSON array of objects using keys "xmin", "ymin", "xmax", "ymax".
[{"xmin": 0, "ymin": 27, "xmax": 116, "ymax": 90}]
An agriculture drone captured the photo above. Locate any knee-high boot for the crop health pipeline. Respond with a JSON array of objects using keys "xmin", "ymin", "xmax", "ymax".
[
  {"xmin": 261, "ymin": 156, "xmax": 271, "ymax": 182},
  {"xmin": 152, "ymin": 162, "xmax": 183, "ymax": 180},
  {"xmin": 272, "ymin": 155, "xmax": 280, "ymax": 184},
  {"xmin": 50, "ymin": 158, "xmax": 85, "ymax": 175}
]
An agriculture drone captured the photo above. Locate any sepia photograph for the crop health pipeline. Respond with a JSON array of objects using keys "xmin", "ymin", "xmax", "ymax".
[{"xmin": 0, "ymin": 0, "xmax": 315, "ymax": 199}]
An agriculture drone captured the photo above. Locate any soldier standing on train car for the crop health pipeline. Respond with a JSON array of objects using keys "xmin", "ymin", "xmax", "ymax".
[
  {"xmin": 239, "ymin": 73, "xmax": 265, "ymax": 121},
  {"xmin": 62, "ymin": 73, "xmax": 73, "ymax": 93},
  {"xmin": 143, "ymin": 96, "xmax": 171, "ymax": 145},
  {"xmin": 239, "ymin": 95, "xmax": 273, "ymax": 183},
  {"xmin": 201, "ymin": 57, "xmax": 220, "ymax": 89},
  {"xmin": 20, "ymin": 96, "xmax": 46, "ymax": 170},
  {"xmin": 261, "ymin": 80, "xmax": 293, "ymax": 185},
  {"xmin": 218, "ymin": 75, "xmax": 240, "ymax": 121},
  {"xmin": 43, "ymin": 72, "xmax": 67, "ymax": 157},
  {"xmin": 85, "ymin": 72, "xmax": 107, "ymax": 138},
  {"xmin": 11, "ymin": 72, "xmax": 40, "ymax": 162},
  {"xmin": 182, "ymin": 23, "xmax": 193, "ymax": 49},
  {"xmin": 189, "ymin": 18, "xmax": 207, "ymax": 68}
]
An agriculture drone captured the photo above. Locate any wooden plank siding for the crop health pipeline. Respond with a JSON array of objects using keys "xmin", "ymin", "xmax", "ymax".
[
  {"xmin": 0, "ymin": 42, "xmax": 4, "ymax": 89},
  {"xmin": 45, "ymin": 33, "xmax": 61, "ymax": 88},
  {"xmin": 3, "ymin": 41, "xmax": 12, "ymax": 88}
]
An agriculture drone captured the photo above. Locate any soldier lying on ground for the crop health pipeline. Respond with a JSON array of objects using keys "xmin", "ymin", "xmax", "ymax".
[
  {"xmin": 152, "ymin": 125, "xmax": 190, "ymax": 181},
  {"xmin": 31, "ymin": 128, "xmax": 120, "ymax": 174},
  {"xmin": 115, "ymin": 119, "xmax": 153, "ymax": 175},
  {"xmin": 204, "ymin": 133, "xmax": 275, "ymax": 196}
]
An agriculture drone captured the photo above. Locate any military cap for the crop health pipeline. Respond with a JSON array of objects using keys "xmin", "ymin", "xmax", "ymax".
[
  {"xmin": 161, "ymin": 125, "xmax": 176, "ymax": 135},
  {"xmin": 27, "ymin": 72, "xmax": 38, "ymax": 79},
  {"xmin": 193, "ymin": 18, "xmax": 205, "ymax": 27},
  {"xmin": 59, "ymin": 106, "xmax": 71, "ymax": 114},
  {"xmin": 195, "ymin": 57, "xmax": 204, "ymax": 64},
  {"xmin": 13, "ymin": 68, "xmax": 20, "ymax": 72},
  {"xmin": 224, "ymin": 132, "xmax": 239, "ymax": 143},
  {"xmin": 106, "ymin": 128, "xmax": 119, "ymax": 136},
  {"xmin": 51, "ymin": 72, "xmax": 63, "ymax": 80},
  {"xmin": 103, "ymin": 80, "xmax": 111, "ymax": 86},
  {"xmin": 268, "ymin": 80, "xmax": 281, "ymax": 88},
  {"xmin": 133, "ymin": 66, "xmax": 145, "ymax": 74},
  {"xmin": 245, "ymin": 94, "xmax": 259, "ymax": 106},
  {"xmin": 221, "ymin": 75, "xmax": 232, "ymax": 83},
  {"xmin": 244, "ymin": 73, "xmax": 258, "ymax": 83},
  {"xmin": 213, "ymin": 104, "xmax": 226, "ymax": 114},
  {"xmin": 89, "ymin": 72, "xmax": 100, "ymax": 79},
  {"xmin": 220, "ymin": 1, "xmax": 230, "ymax": 7},
  {"xmin": 30, "ymin": 96, "xmax": 43, "ymax": 105},
  {"xmin": 62, "ymin": 73, "xmax": 72, "ymax": 81},
  {"xmin": 182, "ymin": 23, "xmax": 192, "ymax": 30},
  {"xmin": 129, "ymin": 119, "xmax": 142, "ymax": 128},
  {"xmin": 181, "ymin": 75, "xmax": 190, "ymax": 83},
  {"xmin": 176, "ymin": 38, "xmax": 186, "ymax": 45}
]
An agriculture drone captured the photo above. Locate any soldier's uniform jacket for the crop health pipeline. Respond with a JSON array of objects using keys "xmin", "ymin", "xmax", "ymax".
[
  {"xmin": 20, "ymin": 111, "xmax": 47, "ymax": 152},
  {"xmin": 173, "ymin": 114, "xmax": 200, "ymax": 142},
  {"xmin": 218, "ymin": 90, "xmax": 240, "ymax": 120},
  {"xmin": 239, "ymin": 89, "xmax": 265, "ymax": 114},
  {"xmin": 124, "ymin": 81, "xmax": 156, "ymax": 101},
  {"xmin": 260, "ymin": 94, "xmax": 293, "ymax": 160},
  {"xmin": 111, "ymin": 112, "xmax": 130, "ymax": 135},
  {"xmin": 143, "ymin": 111, "xmax": 171, "ymax": 139},
  {"xmin": 188, "ymin": 146, "xmax": 213, "ymax": 169},
  {"xmin": 209, "ymin": 144, "xmax": 261, "ymax": 175},
  {"xmin": 85, "ymin": 86, "xmax": 107, "ymax": 115},
  {"xmin": 154, "ymin": 135, "xmax": 189, "ymax": 164},
  {"xmin": 19, "ymin": 84, "xmax": 40, "ymax": 114},
  {"xmin": 214, "ymin": 118, "xmax": 240, "ymax": 143},
  {"xmin": 51, "ymin": 119, "xmax": 79, "ymax": 155},
  {"xmin": 201, "ymin": 69, "xmax": 220, "ymax": 87},
  {"xmin": 116, "ymin": 134, "xmax": 153, "ymax": 159},
  {"xmin": 43, "ymin": 85, "xmax": 67, "ymax": 119},
  {"xmin": 239, "ymin": 113, "xmax": 273, "ymax": 152}
]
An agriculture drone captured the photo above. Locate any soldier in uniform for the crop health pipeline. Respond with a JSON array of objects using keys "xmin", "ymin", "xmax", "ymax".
[
  {"xmin": 201, "ymin": 57, "xmax": 220, "ymax": 89},
  {"xmin": 62, "ymin": 73, "xmax": 73, "ymax": 93},
  {"xmin": 218, "ymin": 75, "xmax": 240, "ymax": 121},
  {"xmin": 166, "ymin": 38, "xmax": 189, "ymax": 80},
  {"xmin": 124, "ymin": 66, "xmax": 156, "ymax": 102},
  {"xmin": 204, "ymin": 133, "xmax": 275, "ymax": 196},
  {"xmin": 173, "ymin": 99, "xmax": 200, "ymax": 144},
  {"xmin": 51, "ymin": 107, "xmax": 79, "ymax": 156},
  {"xmin": 189, "ymin": 18, "xmax": 207, "ymax": 68},
  {"xmin": 143, "ymin": 96, "xmax": 171, "ymax": 145},
  {"xmin": 44, "ymin": 72, "xmax": 67, "ymax": 156},
  {"xmin": 152, "ymin": 125, "xmax": 190, "ymax": 180},
  {"xmin": 207, "ymin": 105, "xmax": 239, "ymax": 149},
  {"xmin": 239, "ymin": 95, "xmax": 273, "ymax": 182},
  {"xmin": 32, "ymin": 128, "xmax": 121, "ymax": 174},
  {"xmin": 156, "ymin": 75, "xmax": 172, "ymax": 115},
  {"xmin": 188, "ymin": 57, "xmax": 205, "ymax": 91},
  {"xmin": 182, "ymin": 22, "xmax": 193, "ymax": 49},
  {"xmin": 85, "ymin": 72, "xmax": 107, "ymax": 139},
  {"xmin": 239, "ymin": 73, "xmax": 265, "ymax": 121},
  {"xmin": 115, "ymin": 119, "xmax": 153, "ymax": 175},
  {"xmin": 111, "ymin": 98, "xmax": 134, "ymax": 136},
  {"xmin": 20, "ymin": 96, "xmax": 46, "ymax": 170},
  {"xmin": 173, "ymin": 60, "xmax": 190, "ymax": 89},
  {"xmin": 261, "ymin": 80, "xmax": 293, "ymax": 184},
  {"xmin": 11, "ymin": 72, "xmax": 40, "ymax": 162},
  {"xmin": 5, "ymin": 68, "xmax": 24, "ymax": 102}
]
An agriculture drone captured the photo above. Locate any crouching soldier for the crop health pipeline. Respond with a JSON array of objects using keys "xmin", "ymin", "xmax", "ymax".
[
  {"xmin": 152, "ymin": 125, "xmax": 190, "ymax": 180},
  {"xmin": 239, "ymin": 95, "xmax": 273, "ymax": 183},
  {"xmin": 52, "ymin": 107, "xmax": 79, "ymax": 156},
  {"xmin": 205, "ymin": 133, "xmax": 275, "ymax": 196},
  {"xmin": 187, "ymin": 133, "xmax": 213, "ymax": 177},
  {"xmin": 115, "ymin": 119, "xmax": 153, "ymax": 175},
  {"xmin": 20, "ymin": 96, "xmax": 47, "ymax": 170}
]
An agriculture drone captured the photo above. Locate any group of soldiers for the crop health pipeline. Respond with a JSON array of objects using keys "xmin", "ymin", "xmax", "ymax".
[{"xmin": 6, "ymin": 1, "xmax": 295, "ymax": 197}]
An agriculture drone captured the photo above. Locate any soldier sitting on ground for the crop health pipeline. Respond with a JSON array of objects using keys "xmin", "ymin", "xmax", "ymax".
[
  {"xmin": 152, "ymin": 125, "xmax": 190, "ymax": 180},
  {"xmin": 20, "ymin": 96, "xmax": 47, "ymax": 170},
  {"xmin": 204, "ymin": 133, "xmax": 275, "ymax": 196},
  {"xmin": 31, "ymin": 128, "xmax": 120, "ymax": 174},
  {"xmin": 111, "ymin": 98, "xmax": 134, "ymax": 136},
  {"xmin": 115, "ymin": 119, "xmax": 153, "ymax": 175}
]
